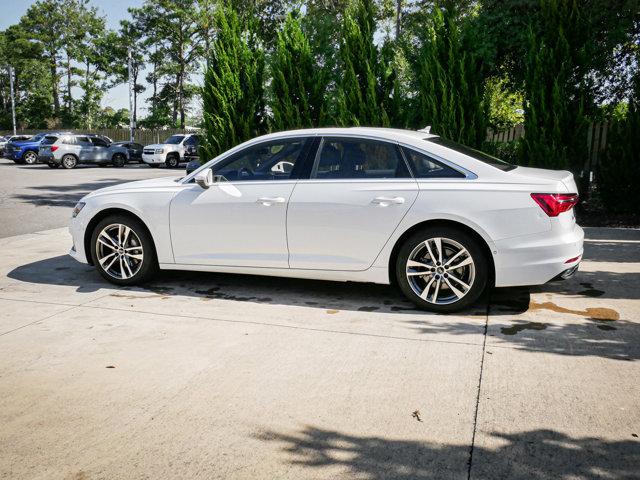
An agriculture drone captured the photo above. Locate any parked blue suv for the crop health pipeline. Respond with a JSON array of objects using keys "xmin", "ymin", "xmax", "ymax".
[{"xmin": 5, "ymin": 133, "xmax": 47, "ymax": 164}]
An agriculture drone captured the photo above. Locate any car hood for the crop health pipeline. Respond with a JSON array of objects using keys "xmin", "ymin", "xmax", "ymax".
[
  {"xmin": 144, "ymin": 143, "xmax": 178, "ymax": 150},
  {"xmin": 85, "ymin": 176, "xmax": 181, "ymax": 198},
  {"xmin": 11, "ymin": 140, "xmax": 40, "ymax": 147}
]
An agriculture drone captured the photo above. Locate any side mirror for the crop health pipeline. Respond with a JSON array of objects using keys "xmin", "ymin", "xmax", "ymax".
[{"xmin": 194, "ymin": 169, "xmax": 214, "ymax": 189}]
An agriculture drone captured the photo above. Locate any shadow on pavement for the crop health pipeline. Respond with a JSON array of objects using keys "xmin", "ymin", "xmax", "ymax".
[
  {"xmin": 256, "ymin": 426, "xmax": 639, "ymax": 480},
  {"xmin": 12, "ymin": 178, "xmax": 140, "ymax": 207}
]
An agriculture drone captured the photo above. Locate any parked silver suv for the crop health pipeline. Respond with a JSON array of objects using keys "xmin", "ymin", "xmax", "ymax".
[{"xmin": 38, "ymin": 134, "xmax": 129, "ymax": 169}]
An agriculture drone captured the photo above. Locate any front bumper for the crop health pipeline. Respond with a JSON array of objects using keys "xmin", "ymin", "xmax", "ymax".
[
  {"xmin": 142, "ymin": 153, "xmax": 165, "ymax": 165},
  {"xmin": 494, "ymin": 224, "xmax": 584, "ymax": 287},
  {"xmin": 68, "ymin": 214, "xmax": 90, "ymax": 264}
]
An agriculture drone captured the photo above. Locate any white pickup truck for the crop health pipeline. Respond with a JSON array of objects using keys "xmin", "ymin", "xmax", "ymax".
[{"xmin": 142, "ymin": 133, "xmax": 200, "ymax": 168}]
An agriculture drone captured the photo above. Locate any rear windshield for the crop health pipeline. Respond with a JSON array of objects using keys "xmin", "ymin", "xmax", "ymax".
[
  {"xmin": 164, "ymin": 135, "xmax": 185, "ymax": 145},
  {"xmin": 41, "ymin": 136, "xmax": 58, "ymax": 145},
  {"xmin": 31, "ymin": 133, "xmax": 46, "ymax": 142},
  {"xmin": 426, "ymin": 137, "xmax": 516, "ymax": 171}
]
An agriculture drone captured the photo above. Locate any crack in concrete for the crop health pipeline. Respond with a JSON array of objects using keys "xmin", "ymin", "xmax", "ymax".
[{"xmin": 467, "ymin": 303, "xmax": 489, "ymax": 479}]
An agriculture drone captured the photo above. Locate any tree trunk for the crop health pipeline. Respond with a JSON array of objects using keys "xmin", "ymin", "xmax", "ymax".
[
  {"xmin": 50, "ymin": 52, "xmax": 60, "ymax": 114},
  {"xmin": 395, "ymin": 0, "xmax": 402, "ymax": 39},
  {"xmin": 66, "ymin": 50, "xmax": 73, "ymax": 113}
]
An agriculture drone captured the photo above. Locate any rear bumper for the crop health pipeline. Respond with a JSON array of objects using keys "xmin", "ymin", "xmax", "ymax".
[{"xmin": 494, "ymin": 224, "xmax": 584, "ymax": 287}]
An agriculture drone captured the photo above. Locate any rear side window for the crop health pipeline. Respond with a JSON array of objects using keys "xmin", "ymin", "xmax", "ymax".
[
  {"xmin": 402, "ymin": 147, "xmax": 466, "ymax": 179},
  {"xmin": 42, "ymin": 136, "xmax": 58, "ymax": 145},
  {"xmin": 313, "ymin": 138, "xmax": 410, "ymax": 179},
  {"xmin": 426, "ymin": 137, "xmax": 515, "ymax": 171}
]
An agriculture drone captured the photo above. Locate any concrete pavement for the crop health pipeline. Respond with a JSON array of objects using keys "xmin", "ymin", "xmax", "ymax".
[{"xmin": 0, "ymin": 226, "xmax": 638, "ymax": 479}]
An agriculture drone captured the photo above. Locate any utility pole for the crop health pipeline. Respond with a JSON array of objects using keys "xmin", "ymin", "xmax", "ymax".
[
  {"xmin": 8, "ymin": 66, "xmax": 16, "ymax": 136},
  {"xmin": 128, "ymin": 48, "xmax": 134, "ymax": 142}
]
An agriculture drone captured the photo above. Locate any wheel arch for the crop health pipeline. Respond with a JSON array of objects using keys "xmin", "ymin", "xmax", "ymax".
[
  {"xmin": 388, "ymin": 219, "xmax": 495, "ymax": 287},
  {"xmin": 84, "ymin": 207, "xmax": 157, "ymax": 266}
]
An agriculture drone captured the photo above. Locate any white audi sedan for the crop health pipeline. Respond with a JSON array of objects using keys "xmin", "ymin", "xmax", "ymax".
[{"xmin": 68, "ymin": 128, "xmax": 583, "ymax": 312}]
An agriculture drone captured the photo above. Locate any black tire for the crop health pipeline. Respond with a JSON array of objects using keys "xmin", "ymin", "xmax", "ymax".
[
  {"xmin": 47, "ymin": 162, "xmax": 59, "ymax": 169},
  {"xmin": 23, "ymin": 151, "xmax": 38, "ymax": 165},
  {"xmin": 165, "ymin": 154, "xmax": 179, "ymax": 168},
  {"xmin": 61, "ymin": 154, "xmax": 77, "ymax": 169},
  {"xmin": 112, "ymin": 153, "xmax": 126, "ymax": 168},
  {"xmin": 90, "ymin": 214, "xmax": 158, "ymax": 286},
  {"xmin": 148, "ymin": 163, "xmax": 160, "ymax": 168},
  {"xmin": 395, "ymin": 226, "xmax": 489, "ymax": 313}
]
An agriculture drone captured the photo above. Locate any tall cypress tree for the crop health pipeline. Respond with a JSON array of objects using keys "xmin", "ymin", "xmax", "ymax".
[
  {"xmin": 412, "ymin": 4, "xmax": 486, "ymax": 148},
  {"xmin": 521, "ymin": 0, "xmax": 588, "ymax": 173},
  {"xmin": 202, "ymin": 3, "xmax": 265, "ymax": 160},
  {"xmin": 335, "ymin": 0, "xmax": 394, "ymax": 127},
  {"xmin": 270, "ymin": 13, "xmax": 328, "ymax": 131}
]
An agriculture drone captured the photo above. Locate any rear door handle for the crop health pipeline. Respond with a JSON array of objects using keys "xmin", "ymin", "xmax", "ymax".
[
  {"xmin": 257, "ymin": 196, "xmax": 286, "ymax": 206},
  {"xmin": 372, "ymin": 196, "xmax": 405, "ymax": 206}
]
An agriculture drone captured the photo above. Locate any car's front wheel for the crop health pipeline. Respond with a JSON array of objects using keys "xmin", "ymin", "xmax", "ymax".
[
  {"xmin": 165, "ymin": 154, "xmax": 179, "ymax": 168},
  {"xmin": 395, "ymin": 227, "xmax": 488, "ymax": 312},
  {"xmin": 112, "ymin": 153, "xmax": 126, "ymax": 168},
  {"xmin": 24, "ymin": 151, "xmax": 38, "ymax": 164},
  {"xmin": 90, "ymin": 215, "xmax": 158, "ymax": 286}
]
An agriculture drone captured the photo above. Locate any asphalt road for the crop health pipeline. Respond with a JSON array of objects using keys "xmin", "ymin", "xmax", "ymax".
[{"xmin": 0, "ymin": 158, "xmax": 178, "ymax": 238}]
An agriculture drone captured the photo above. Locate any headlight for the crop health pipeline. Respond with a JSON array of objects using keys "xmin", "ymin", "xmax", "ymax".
[
  {"xmin": 155, "ymin": 148, "xmax": 164, "ymax": 154},
  {"xmin": 72, "ymin": 202, "xmax": 85, "ymax": 218}
]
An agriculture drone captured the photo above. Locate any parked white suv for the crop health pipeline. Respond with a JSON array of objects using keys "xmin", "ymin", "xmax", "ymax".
[{"xmin": 142, "ymin": 134, "xmax": 200, "ymax": 168}]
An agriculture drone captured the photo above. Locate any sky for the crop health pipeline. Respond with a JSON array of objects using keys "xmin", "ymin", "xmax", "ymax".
[{"xmin": 1, "ymin": 0, "xmax": 148, "ymax": 114}]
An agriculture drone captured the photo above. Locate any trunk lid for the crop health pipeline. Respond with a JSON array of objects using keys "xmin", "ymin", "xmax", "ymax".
[{"xmin": 510, "ymin": 166, "xmax": 577, "ymax": 193}]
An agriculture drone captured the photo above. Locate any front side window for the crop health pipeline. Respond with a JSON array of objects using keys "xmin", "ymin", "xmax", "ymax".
[
  {"xmin": 184, "ymin": 136, "xmax": 199, "ymax": 146},
  {"xmin": 213, "ymin": 138, "xmax": 308, "ymax": 181},
  {"xmin": 313, "ymin": 138, "xmax": 410, "ymax": 179},
  {"xmin": 402, "ymin": 147, "xmax": 466, "ymax": 179},
  {"xmin": 90, "ymin": 137, "xmax": 109, "ymax": 147},
  {"xmin": 165, "ymin": 135, "xmax": 185, "ymax": 145}
]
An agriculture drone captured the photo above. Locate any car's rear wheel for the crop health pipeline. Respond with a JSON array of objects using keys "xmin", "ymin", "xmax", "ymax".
[
  {"xmin": 112, "ymin": 153, "xmax": 126, "ymax": 168},
  {"xmin": 90, "ymin": 215, "xmax": 158, "ymax": 286},
  {"xmin": 61, "ymin": 154, "xmax": 77, "ymax": 169},
  {"xmin": 165, "ymin": 154, "xmax": 179, "ymax": 168},
  {"xmin": 24, "ymin": 151, "xmax": 37, "ymax": 164},
  {"xmin": 395, "ymin": 226, "xmax": 488, "ymax": 312}
]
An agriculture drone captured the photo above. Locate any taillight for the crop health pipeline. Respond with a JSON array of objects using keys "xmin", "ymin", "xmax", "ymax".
[
  {"xmin": 51, "ymin": 145, "xmax": 58, "ymax": 152},
  {"xmin": 531, "ymin": 193, "xmax": 579, "ymax": 217}
]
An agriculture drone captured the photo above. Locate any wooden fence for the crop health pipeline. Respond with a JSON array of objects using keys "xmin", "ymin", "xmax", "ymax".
[
  {"xmin": 488, "ymin": 122, "xmax": 609, "ymax": 171},
  {"xmin": 0, "ymin": 128, "xmax": 198, "ymax": 147}
]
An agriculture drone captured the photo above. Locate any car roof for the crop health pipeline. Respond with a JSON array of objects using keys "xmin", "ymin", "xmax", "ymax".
[{"xmin": 251, "ymin": 127, "xmax": 436, "ymax": 143}]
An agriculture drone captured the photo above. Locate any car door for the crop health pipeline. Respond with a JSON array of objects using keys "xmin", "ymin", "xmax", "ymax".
[
  {"xmin": 287, "ymin": 136, "xmax": 419, "ymax": 271},
  {"xmin": 169, "ymin": 137, "xmax": 313, "ymax": 267},
  {"xmin": 75, "ymin": 136, "xmax": 93, "ymax": 161},
  {"xmin": 90, "ymin": 137, "xmax": 110, "ymax": 161}
]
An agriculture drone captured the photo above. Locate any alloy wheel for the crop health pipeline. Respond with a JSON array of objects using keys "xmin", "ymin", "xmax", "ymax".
[
  {"xmin": 405, "ymin": 237, "xmax": 475, "ymax": 305},
  {"xmin": 24, "ymin": 151, "xmax": 37, "ymax": 164},
  {"xmin": 96, "ymin": 223, "xmax": 144, "ymax": 280},
  {"xmin": 62, "ymin": 155, "xmax": 77, "ymax": 169}
]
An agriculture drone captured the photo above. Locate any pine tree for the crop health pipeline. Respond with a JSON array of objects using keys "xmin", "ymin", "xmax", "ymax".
[
  {"xmin": 202, "ymin": 3, "xmax": 266, "ymax": 160},
  {"xmin": 521, "ymin": 0, "xmax": 588, "ymax": 173},
  {"xmin": 412, "ymin": 4, "xmax": 486, "ymax": 148},
  {"xmin": 335, "ymin": 0, "xmax": 393, "ymax": 127},
  {"xmin": 270, "ymin": 13, "xmax": 328, "ymax": 131}
]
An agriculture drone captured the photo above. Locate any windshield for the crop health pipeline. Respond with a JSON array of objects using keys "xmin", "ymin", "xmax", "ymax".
[
  {"xmin": 164, "ymin": 135, "xmax": 185, "ymax": 145},
  {"xmin": 426, "ymin": 137, "xmax": 516, "ymax": 171}
]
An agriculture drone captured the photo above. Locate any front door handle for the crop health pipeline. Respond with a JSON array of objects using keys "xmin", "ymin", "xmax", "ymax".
[
  {"xmin": 257, "ymin": 196, "xmax": 286, "ymax": 206},
  {"xmin": 372, "ymin": 196, "xmax": 405, "ymax": 206}
]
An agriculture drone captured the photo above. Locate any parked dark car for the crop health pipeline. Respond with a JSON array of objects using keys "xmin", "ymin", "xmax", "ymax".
[{"xmin": 113, "ymin": 141, "xmax": 144, "ymax": 163}]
